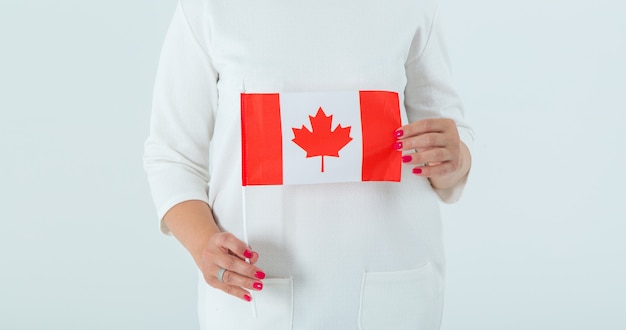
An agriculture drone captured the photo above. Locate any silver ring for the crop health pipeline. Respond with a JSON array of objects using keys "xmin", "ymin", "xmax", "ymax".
[{"xmin": 217, "ymin": 268, "xmax": 226, "ymax": 283}]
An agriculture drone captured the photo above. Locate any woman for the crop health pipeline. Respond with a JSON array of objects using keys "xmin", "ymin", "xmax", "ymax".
[{"xmin": 144, "ymin": 0, "xmax": 472, "ymax": 328}]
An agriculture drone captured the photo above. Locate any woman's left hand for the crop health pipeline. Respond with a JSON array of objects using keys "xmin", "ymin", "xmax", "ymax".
[{"xmin": 394, "ymin": 118, "xmax": 469, "ymax": 189}]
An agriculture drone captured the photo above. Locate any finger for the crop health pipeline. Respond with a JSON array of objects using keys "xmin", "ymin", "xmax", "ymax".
[
  {"xmin": 203, "ymin": 272, "xmax": 255, "ymax": 302},
  {"xmin": 411, "ymin": 161, "xmax": 459, "ymax": 178},
  {"xmin": 202, "ymin": 259, "xmax": 264, "ymax": 301},
  {"xmin": 219, "ymin": 268, "xmax": 265, "ymax": 292},
  {"xmin": 212, "ymin": 252, "xmax": 266, "ymax": 282},
  {"xmin": 401, "ymin": 148, "xmax": 453, "ymax": 166},
  {"xmin": 214, "ymin": 232, "xmax": 257, "ymax": 261},
  {"xmin": 249, "ymin": 251, "xmax": 260, "ymax": 264},
  {"xmin": 231, "ymin": 249, "xmax": 260, "ymax": 264},
  {"xmin": 205, "ymin": 264, "xmax": 264, "ymax": 293},
  {"xmin": 398, "ymin": 133, "xmax": 448, "ymax": 151},
  {"xmin": 396, "ymin": 118, "xmax": 456, "ymax": 138}
]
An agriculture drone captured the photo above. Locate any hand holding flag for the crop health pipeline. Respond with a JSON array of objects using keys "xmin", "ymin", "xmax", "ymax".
[{"xmin": 395, "ymin": 118, "xmax": 471, "ymax": 190}]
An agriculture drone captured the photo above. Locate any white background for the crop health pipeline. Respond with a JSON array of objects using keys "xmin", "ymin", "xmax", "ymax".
[{"xmin": 1, "ymin": 0, "xmax": 624, "ymax": 329}]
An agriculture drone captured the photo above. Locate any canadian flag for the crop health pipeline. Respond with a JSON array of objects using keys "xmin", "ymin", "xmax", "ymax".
[{"xmin": 241, "ymin": 91, "xmax": 402, "ymax": 186}]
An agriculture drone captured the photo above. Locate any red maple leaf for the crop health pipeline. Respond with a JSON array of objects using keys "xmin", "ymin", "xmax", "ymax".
[{"xmin": 291, "ymin": 107, "xmax": 353, "ymax": 172}]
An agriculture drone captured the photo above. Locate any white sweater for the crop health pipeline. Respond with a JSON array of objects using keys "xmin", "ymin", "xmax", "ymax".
[{"xmin": 144, "ymin": 0, "xmax": 473, "ymax": 329}]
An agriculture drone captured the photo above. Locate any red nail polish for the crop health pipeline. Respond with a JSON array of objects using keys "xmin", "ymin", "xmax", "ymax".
[
  {"xmin": 393, "ymin": 142, "xmax": 403, "ymax": 150},
  {"xmin": 255, "ymin": 271, "xmax": 266, "ymax": 279},
  {"xmin": 394, "ymin": 130, "xmax": 404, "ymax": 138},
  {"xmin": 243, "ymin": 250, "xmax": 253, "ymax": 259},
  {"xmin": 253, "ymin": 282, "xmax": 263, "ymax": 290},
  {"xmin": 402, "ymin": 155, "xmax": 412, "ymax": 163},
  {"xmin": 244, "ymin": 294, "xmax": 252, "ymax": 302},
  {"xmin": 413, "ymin": 168, "xmax": 423, "ymax": 175}
]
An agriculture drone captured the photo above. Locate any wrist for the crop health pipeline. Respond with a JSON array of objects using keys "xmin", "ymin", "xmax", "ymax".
[{"xmin": 163, "ymin": 200, "xmax": 222, "ymax": 265}]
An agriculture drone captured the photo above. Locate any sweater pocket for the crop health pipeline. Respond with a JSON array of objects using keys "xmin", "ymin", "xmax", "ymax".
[
  {"xmin": 358, "ymin": 263, "xmax": 436, "ymax": 330},
  {"xmin": 199, "ymin": 277, "xmax": 293, "ymax": 330}
]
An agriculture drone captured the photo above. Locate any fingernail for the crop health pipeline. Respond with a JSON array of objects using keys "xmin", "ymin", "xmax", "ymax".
[
  {"xmin": 253, "ymin": 282, "xmax": 263, "ymax": 290},
  {"xmin": 243, "ymin": 250, "xmax": 253, "ymax": 259},
  {"xmin": 413, "ymin": 168, "xmax": 423, "ymax": 175},
  {"xmin": 244, "ymin": 294, "xmax": 252, "ymax": 302},
  {"xmin": 394, "ymin": 130, "xmax": 404, "ymax": 138},
  {"xmin": 402, "ymin": 155, "xmax": 412, "ymax": 163},
  {"xmin": 393, "ymin": 142, "xmax": 403, "ymax": 150},
  {"xmin": 255, "ymin": 271, "xmax": 266, "ymax": 279}
]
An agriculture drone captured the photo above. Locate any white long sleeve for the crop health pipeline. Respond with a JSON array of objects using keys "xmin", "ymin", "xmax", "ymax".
[
  {"xmin": 405, "ymin": 4, "xmax": 474, "ymax": 203},
  {"xmin": 144, "ymin": 4, "xmax": 217, "ymax": 233}
]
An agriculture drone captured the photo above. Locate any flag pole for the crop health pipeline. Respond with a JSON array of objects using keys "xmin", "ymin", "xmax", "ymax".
[
  {"xmin": 242, "ymin": 185, "xmax": 258, "ymax": 317},
  {"xmin": 240, "ymin": 80, "xmax": 257, "ymax": 317}
]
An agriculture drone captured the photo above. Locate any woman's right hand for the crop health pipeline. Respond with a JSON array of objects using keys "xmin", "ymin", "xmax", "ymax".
[
  {"xmin": 199, "ymin": 232, "xmax": 266, "ymax": 302},
  {"xmin": 162, "ymin": 200, "xmax": 265, "ymax": 302}
]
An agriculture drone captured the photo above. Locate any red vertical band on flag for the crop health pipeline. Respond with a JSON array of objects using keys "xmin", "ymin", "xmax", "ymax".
[
  {"xmin": 241, "ymin": 93, "xmax": 283, "ymax": 186},
  {"xmin": 359, "ymin": 91, "xmax": 402, "ymax": 182}
]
